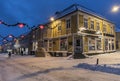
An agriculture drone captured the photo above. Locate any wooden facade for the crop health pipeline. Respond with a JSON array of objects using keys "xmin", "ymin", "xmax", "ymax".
[{"xmin": 40, "ymin": 5, "xmax": 116, "ymax": 56}]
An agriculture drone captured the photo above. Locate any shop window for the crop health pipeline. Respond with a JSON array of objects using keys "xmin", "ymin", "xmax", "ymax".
[
  {"xmin": 112, "ymin": 43, "xmax": 114, "ymax": 50},
  {"xmin": 96, "ymin": 39, "xmax": 102, "ymax": 50},
  {"xmin": 89, "ymin": 38, "xmax": 95, "ymax": 51},
  {"xmin": 49, "ymin": 40, "xmax": 52, "ymax": 47},
  {"xmin": 90, "ymin": 21, "xmax": 94, "ymax": 30},
  {"xmin": 66, "ymin": 19, "xmax": 71, "ymax": 29},
  {"xmin": 60, "ymin": 38, "xmax": 67, "ymax": 51},
  {"xmin": 105, "ymin": 39, "xmax": 108, "ymax": 50},
  {"xmin": 84, "ymin": 18, "xmax": 88, "ymax": 29},
  {"xmin": 116, "ymin": 41, "xmax": 119, "ymax": 49},
  {"xmin": 112, "ymin": 39, "xmax": 114, "ymax": 50}
]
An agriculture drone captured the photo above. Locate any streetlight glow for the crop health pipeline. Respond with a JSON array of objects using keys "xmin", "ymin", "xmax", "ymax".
[
  {"xmin": 50, "ymin": 17, "xmax": 55, "ymax": 21},
  {"xmin": 112, "ymin": 5, "xmax": 120, "ymax": 12}
]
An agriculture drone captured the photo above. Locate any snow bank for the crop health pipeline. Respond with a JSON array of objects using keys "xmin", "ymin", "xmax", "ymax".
[{"xmin": 74, "ymin": 63, "xmax": 120, "ymax": 75}]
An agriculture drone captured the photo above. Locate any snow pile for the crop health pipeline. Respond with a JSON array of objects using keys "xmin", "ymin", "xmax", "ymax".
[{"xmin": 74, "ymin": 63, "xmax": 120, "ymax": 75}]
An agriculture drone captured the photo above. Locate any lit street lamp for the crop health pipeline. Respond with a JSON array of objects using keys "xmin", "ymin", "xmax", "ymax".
[
  {"xmin": 111, "ymin": 5, "xmax": 120, "ymax": 12},
  {"xmin": 50, "ymin": 17, "xmax": 55, "ymax": 21}
]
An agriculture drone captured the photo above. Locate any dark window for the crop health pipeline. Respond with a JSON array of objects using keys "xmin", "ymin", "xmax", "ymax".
[
  {"xmin": 66, "ymin": 19, "xmax": 71, "ymax": 29},
  {"xmin": 96, "ymin": 22, "xmax": 100, "ymax": 30},
  {"xmin": 90, "ymin": 21, "xmax": 94, "ymax": 30},
  {"xmin": 103, "ymin": 24, "xmax": 106, "ymax": 32},
  {"xmin": 84, "ymin": 18, "xmax": 88, "ymax": 28}
]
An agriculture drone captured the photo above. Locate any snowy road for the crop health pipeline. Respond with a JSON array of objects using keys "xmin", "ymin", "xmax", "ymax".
[{"xmin": 0, "ymin": 52, "xmax": 120, "ymax": 81}]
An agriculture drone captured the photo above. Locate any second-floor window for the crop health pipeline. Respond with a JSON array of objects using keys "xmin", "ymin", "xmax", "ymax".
[
  {"xmin": 58, "ymin": 22, "xmax": 61, "ymax": 31},
  {"xmin": 96, "ymin": 22, "xmax": 100, "ymax": 30},
  {"xmin": 110, "ymin": 26, "xmax": 113, "ymax": 34},
  {"xmin": 84, "ymin": 18, "xmax": 88, "ymax": 29},
  {"xmin": 90, "ymin": 21, "xmax": 94, "ymax": 30},
  {"xmin": 66, "ymin": 19, "xmax": 71, "ymax": 29},
  {"xmin": 103, "ymin": 24, "xmax": 106, "ymax": 32}
]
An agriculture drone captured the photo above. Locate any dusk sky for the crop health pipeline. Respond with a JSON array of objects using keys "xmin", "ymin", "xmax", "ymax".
[{"xmin": 0, "ymin": 0, "xmax": 120, "ymax": 42}]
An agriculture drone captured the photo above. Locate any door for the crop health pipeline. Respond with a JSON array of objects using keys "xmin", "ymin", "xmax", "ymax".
[{"xmin": 75, "ymin": 37, "xmax": 83, "ymax": 53}]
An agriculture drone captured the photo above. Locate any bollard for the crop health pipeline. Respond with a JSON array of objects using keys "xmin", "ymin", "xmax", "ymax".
[{"xmin": 96, "ymin": 58, "xmax": 99, "ymax": 65}]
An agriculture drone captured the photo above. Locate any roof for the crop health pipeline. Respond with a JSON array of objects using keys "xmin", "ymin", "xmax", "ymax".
[{"xmin": 54, "ymin": 4, "xmax": 114, "ymax": 24}]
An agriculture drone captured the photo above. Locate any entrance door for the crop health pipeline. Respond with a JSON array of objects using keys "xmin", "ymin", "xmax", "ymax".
[{"xmin": 75, "ymin": 37, "xmax": 83, "ymax": 53}]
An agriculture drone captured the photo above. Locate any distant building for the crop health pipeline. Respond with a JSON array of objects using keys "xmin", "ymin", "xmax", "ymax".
[
  {"xmin": 40, "ymin": 4, "xmax": 116, "ymax": 57},
  {"xmin": 116, "ymin": 32, "xmax": 120, "ymax": 51},
  {"xmin": 19, "ymin": 32, "xmax": 33, "ymax": 55}
]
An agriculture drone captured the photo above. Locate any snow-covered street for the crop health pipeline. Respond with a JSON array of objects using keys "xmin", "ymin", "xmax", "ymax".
[{"xmin": 0, "ymin": 52, "xmax": 120, "ymax": 81}]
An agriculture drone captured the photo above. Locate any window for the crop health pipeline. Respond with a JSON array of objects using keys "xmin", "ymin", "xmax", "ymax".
[
  {"xmin": 58, "ymin": 25, "xmax": 61, "ymax": 31},
  {"xmin": 84, "ymin": 18, "xmax": 88, "ymax": 28},
  {"xmin": 112, "ymin": 39, "xmax": 114, "ymax": 50},
  {"xmin": 58, "ymin": 22, "xmax": 61, "ymax": 31},
  {"xmin": 105, "ymin": 39, "xmax": 108, "ymax": 50},
  {"xmin": 89, "ymin": 38, "xmax": 95, "ymax": 51},
  {"xmin": 48, "ymin": 40, "xmax": 53, "ymax": 51},
  {"xmin": 90, "ymin": 21, "xmax": 94, "ymax": 30},
  {"xmin": 49, "ymin": 40, "xmax": 52, "ymax": 47},
  {"xmin": 103, "ymin": 24, "xmax": 106, "ymax": 32},
  {"xmin": 110, "ymin": 26, "xmax": 113, "ymax": 34},
  {"xmin": 66, "ymin": 19, "xmax": 71, "ymax": 29},
  {"xmin": 96, "ymin": 39, "xmax": 102, "ymax": 50},
  {"xmin": 60, "ymin": 38, "xmax": 67, "ymax": 51},
  {"xmin": 96, "ymin": 22, "xmax": 100, "ymax": 30}
]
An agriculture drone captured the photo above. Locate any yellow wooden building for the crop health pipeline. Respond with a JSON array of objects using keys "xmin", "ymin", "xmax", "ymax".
[{"xmin": 40, "ymin": 4, "xmax": 116, "ymax": 57}]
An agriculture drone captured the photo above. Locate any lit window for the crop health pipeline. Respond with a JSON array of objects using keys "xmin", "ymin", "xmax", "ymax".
[
  {"xmin": 89, "ymin": 38, "xmax": 95, "ymax": 51},
  {"xmin": 60, "ymin": 38, "xmax": 67, "ymax": 51}
]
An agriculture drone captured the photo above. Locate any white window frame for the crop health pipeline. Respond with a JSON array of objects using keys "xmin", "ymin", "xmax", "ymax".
[
  {"xmin": 96, "ymin": 22, "xmax": 100, "ymax": 30},
  {"xmin": 66, "ymin": 19, "xmax": 71, "ymax": 29},
  {"xmin": 84, "ymin": 18, "xmax": 88, "ymax": 29},
  {"xmin": 90, "ymin": 21, "xmax": 94, "ymax": 30}
]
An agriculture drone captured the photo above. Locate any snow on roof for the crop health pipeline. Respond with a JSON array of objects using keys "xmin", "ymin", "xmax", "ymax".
[{"xmin": 55, "ymin": 4, "xmax": 113, "ymax": 23}]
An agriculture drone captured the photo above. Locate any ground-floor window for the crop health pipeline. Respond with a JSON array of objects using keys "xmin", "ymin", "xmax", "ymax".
[
  {"xmin": 60, "ymin": 38, "xmax": 67, "ymax": 51},
  {"xmin": 49, "ymin": 40, "xmax": 53, "ymax": 51},
  {"xmin": 112, "ymin": 39, "xmax": 115, "ymax": 50},
  {"xmin": 105, "ymin": 39, "xmax": 108, "ymax": 50},
  {"xmin": 105, "ymin": 38, "xmax": 115, "ymax": 51},
  {"xmin": 96, "ymin": 39, "xmax": 102, "ymax": 50},
  {"xmin": 88, "ymin": 38, "xmax": 95, "ymax": 51},
  {"xmin": 44, "ymin": 40, "xmax": 48, "ymax": 51}
]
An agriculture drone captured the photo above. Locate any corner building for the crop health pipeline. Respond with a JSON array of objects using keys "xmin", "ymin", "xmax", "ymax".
[{"xmin": 42, "ymin": 4, "xmax": 116, "ymax": 57}]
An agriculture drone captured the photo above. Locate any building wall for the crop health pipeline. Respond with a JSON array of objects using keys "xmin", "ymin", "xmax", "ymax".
[
  {"xmin": 116, "ymin": 32, "xmax": 120, "ymax": 51},
  {"xmin": 41, "ymin": 10, "xmax": 116, "ymax": 54}
]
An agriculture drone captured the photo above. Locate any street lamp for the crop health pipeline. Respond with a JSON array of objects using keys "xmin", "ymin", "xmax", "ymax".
[
  {"xmin": 111, "ymin": 5, "xmax": 120, "ymax": 12},
  {"xmin": 50, "ymin": 17, "xmax": 55, "ymax": 21}
]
